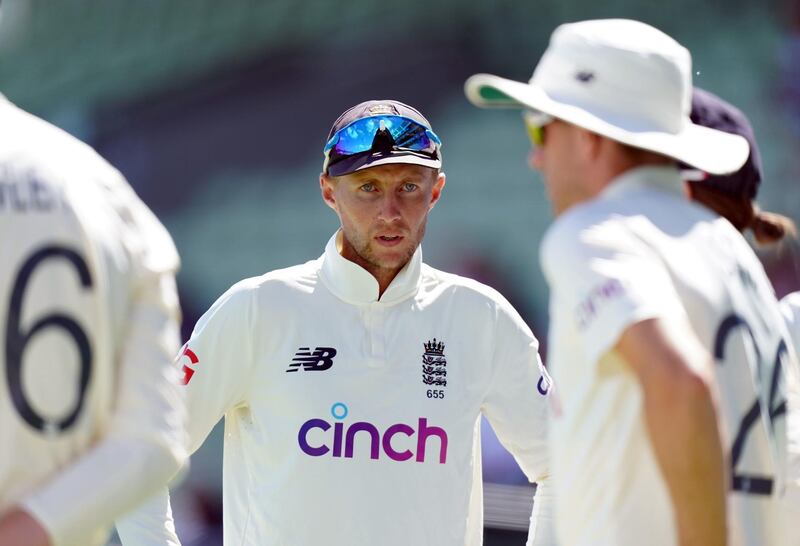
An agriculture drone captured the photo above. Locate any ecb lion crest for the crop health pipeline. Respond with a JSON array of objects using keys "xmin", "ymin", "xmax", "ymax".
[{"xmin": 422, "ymin": 338, "xmax": 447, "ymax": 387}]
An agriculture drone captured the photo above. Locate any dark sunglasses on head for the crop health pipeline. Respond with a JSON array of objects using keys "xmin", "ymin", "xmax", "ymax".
[
  {"xmin": 523, "ymin": 111, "xmax": 554, "ymax": 147},
  {"xmin": 323, "ymin": 115, "xmax": 442, "ymax": 158}
]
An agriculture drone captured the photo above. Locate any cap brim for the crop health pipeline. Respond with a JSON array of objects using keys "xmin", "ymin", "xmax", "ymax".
[
  {"xmin": 464, "ymin": 73, "xmax": 749, "ymax": 176},
  {"xmin": 327, "ymin": 151, "xmax": 441, "ymax": 177}
]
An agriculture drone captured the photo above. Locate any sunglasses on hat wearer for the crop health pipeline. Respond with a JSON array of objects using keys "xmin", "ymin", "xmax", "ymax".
[
  {"xmin": 523, "ymin": 111, "xmax": 554, "ymax": 147},
  {"xmin": 323, "ymin": 115, "xmax": 441, "ymax": 158}
]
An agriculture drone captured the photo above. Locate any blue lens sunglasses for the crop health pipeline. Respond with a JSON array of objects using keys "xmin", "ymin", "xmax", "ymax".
[{"xmin": 323, "ymin": 115, "xmax": 442, "ymax": 158}]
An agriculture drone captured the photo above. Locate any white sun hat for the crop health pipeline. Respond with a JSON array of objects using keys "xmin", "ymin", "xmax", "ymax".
[{"xmin": 464, "ymin": 19, "xmax": 749, "ymax": 175}]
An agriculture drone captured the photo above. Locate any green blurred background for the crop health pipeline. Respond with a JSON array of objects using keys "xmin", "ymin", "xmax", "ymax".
[{"xmin": 2, "ymin": 1, "xmax": 798, "ymax": 543}]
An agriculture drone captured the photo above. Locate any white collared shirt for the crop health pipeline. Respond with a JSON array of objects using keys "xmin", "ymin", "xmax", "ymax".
[
  {"xmin": 119, "ymin": 231, "xmax": 552, "ymax": 546},
  {"xmin": 541, "ymin": 165, "xmax": 795, "ymax": 546}
]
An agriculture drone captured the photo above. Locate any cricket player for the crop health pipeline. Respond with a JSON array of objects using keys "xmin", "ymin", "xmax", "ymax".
[
  {"xmin": 0, "ymin": 95, "xmax": 188, "ymax": 546},
  {"xmin": 680, "ymin": 88, "xmax": 797, "ymax": 248},
  {"xmin": 681, "ymin": 87, "xmax": 800, "ymax": 544},
  {"xmin": 117, "ymin": 99, "xmax": 555, "ymax": 546},
  {"xmin": 466, "ymin": 18, "xmax": 795, "ymax": 546}
]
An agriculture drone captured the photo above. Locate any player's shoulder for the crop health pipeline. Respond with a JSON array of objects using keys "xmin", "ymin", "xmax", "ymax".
[
  {"xmin": 0, "ymin": 98, "xmax": 116, "ymax": 177},
  {"xmin": 196, "ymin": 259, "xmax": 322, "ymax": 331},
  {"xmin": 706, "ymin": 214, "xmax": 773, "ymax": 281},
  {"xmin": 0, "ymin": 99, "xmax": 177, "ymax": 276},
  {"xmin": 254, "ymin": 258, "xmax": 322, "ymax": 290},
  {"xmin": 421, "ymin": 264, "xmax": 536, "ymax": 342},
  {"xmin": 218, "ymin": 259, "xmax": 322, "ymax": 305},
  {"xmin": 420, "ymin": 264, "xmax": 518, "ymax": 315},
  {"xmin": 539, "ymin": 201, "xmax": 634, "ymax": 274},
  {"xmin": 422, "ymin": 263, "xmax": 503, "ymax": 299},
  {"xmin": 0, "ymin": 98, "xmax": 145, "ymax": 229}
]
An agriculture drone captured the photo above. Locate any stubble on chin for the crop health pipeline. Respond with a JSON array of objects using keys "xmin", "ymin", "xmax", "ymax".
[
  {"xmin": 353, "ymin": 222, "xmax": 425, "ymax": 273},
  {"xmin": 358, "ymin": 240, "xmax": 412, "ymax": 272}
]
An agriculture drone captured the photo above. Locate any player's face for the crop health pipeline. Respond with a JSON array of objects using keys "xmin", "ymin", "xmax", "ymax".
[
  {"xmin": 321, "ymin": 163, "xmax": 445, "ymax": 281},
  {"xmin": 528, "ymin": 119, "xmax": 588, "ymax": 216}
]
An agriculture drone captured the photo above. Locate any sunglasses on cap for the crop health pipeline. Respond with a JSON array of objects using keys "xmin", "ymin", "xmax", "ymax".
[
  {"xmin": 523, "ymin": 111, "xmax": 554, "ymax": 147},
  {"xmin": 323, "ymin": 115, "xmax": 442, "ymax": 158}
]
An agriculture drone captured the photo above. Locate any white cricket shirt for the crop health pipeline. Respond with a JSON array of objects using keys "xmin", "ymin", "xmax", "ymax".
[
  {"xmin": 541, "ymin": 166, "xmax": 794, "ymax": 546},
  {"xmin": 119, "ymin": 231, "xmax": 553, "ymax": 546},
  {"xmin": 0, "ymin": 96, "xmax": 186, "ymax": 546}
]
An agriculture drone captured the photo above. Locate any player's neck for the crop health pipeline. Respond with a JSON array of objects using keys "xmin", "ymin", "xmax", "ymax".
[{"xmin": 603, "ymin": 143, "xmax": 674, "ymax": 188}]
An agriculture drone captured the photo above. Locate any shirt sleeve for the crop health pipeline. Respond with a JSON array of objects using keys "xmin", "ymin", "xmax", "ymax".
[
  {"xmin": 540, "ymin": 214, "xmax": 685, "ymax": 366},
  {"xmin": 115, "ymin": 488, "xmax": 181, "ymax": 546},
  {"xmin": 176, "ymin": 280, "xmax": 257, "ymax": 454},
  {"xmin": 481, "ymin": 294, "xmax": 551, "ymax": 483},
  {"xmin": 113, "ymin": 281, "xmax": 256, "ymax": 546},
  {"xmin": 526, "ymin": 478, "xmax": 556, "ymax": 546}
]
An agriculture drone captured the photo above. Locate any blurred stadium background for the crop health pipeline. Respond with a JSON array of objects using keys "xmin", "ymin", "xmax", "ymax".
[{"xmin": 1, "ymin": 0, "xmax": 798, "ymax": 544}]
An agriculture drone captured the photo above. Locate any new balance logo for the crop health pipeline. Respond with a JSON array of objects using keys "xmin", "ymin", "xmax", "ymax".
[{"xmin": 286, "ymin": 347, "xmax": 337, "ymax": 372}]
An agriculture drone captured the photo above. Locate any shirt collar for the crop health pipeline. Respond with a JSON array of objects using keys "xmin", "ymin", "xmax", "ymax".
[
  {"xmin": 319, "ymin": 231, "xmax": 422, "ymax": 305},
  {"xmin": 601, "ymin": 165, "xmax": 684, "ymax": 200}
]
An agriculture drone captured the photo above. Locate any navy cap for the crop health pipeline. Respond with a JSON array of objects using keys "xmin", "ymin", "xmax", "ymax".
[
  {"xmin": 682, "ymin": 88, "xmax": 762, "ymax": 200},
  {"xmin": 323, "ymin": 99, "xmax": 442, "ymax": 177}
]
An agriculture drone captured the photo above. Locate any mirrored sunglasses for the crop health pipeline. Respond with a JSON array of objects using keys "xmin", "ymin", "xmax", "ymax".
[{"xmin": 323, "ymin": 115, "xmax": 442, "ymax": 158}]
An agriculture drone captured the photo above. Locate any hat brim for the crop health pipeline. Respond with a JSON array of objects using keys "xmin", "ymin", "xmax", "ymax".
[
  {"xmin": 465, "ymin": 73, "xmax": 749, "ymax": 176},
  {"xmin": 327, "ymin": 150, "xmax": 441, "ymax": 177}
]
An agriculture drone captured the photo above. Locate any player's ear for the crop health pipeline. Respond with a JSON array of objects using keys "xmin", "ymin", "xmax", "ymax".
[
  {"xmin": 320, "ymin": 173, "xmax": 337, "ymax": 211},
  {"xmin": 428, "ymin": 171, "xmax": 446, "ymax": 211}
]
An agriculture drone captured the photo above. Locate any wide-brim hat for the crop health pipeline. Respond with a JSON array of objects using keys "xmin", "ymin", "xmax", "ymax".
[{"xmin": 464, "ymin": 19, "xmax": 749, "ymax": 176}]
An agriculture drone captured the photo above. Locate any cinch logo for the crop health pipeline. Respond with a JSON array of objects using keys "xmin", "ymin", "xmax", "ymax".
[
  {"xmin": 286, "ymin": 346, "xmax": 337, "ymax": 372},
  {"xmin": 298, "ymin": 403, "xmax": 448, "ymax": 464}
]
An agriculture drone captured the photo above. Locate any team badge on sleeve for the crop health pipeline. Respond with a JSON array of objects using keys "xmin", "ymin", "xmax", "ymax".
[
  {"xmin": 177, "ymin": 344, "xmax": 199, "ymax": 385},
  {"xmin": 422, "ymin": 338, "xmax": 447, "ymax": 387}
]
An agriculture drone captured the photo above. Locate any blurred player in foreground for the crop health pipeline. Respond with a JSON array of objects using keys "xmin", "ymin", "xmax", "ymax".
[
  {"xmin": 116, "ymin": 99, "xmax": 555, "ymax": 546},
  {"xmin": 466, "ymin": 18, "xmax": 796, "ymax": 546},
  {"xmin": 0, "ymin": 95, "xmax": 187, "ymax": 546},
  {"xmin": 679, "ymin": 88, "xmax": 800, "ymax": 542}
]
